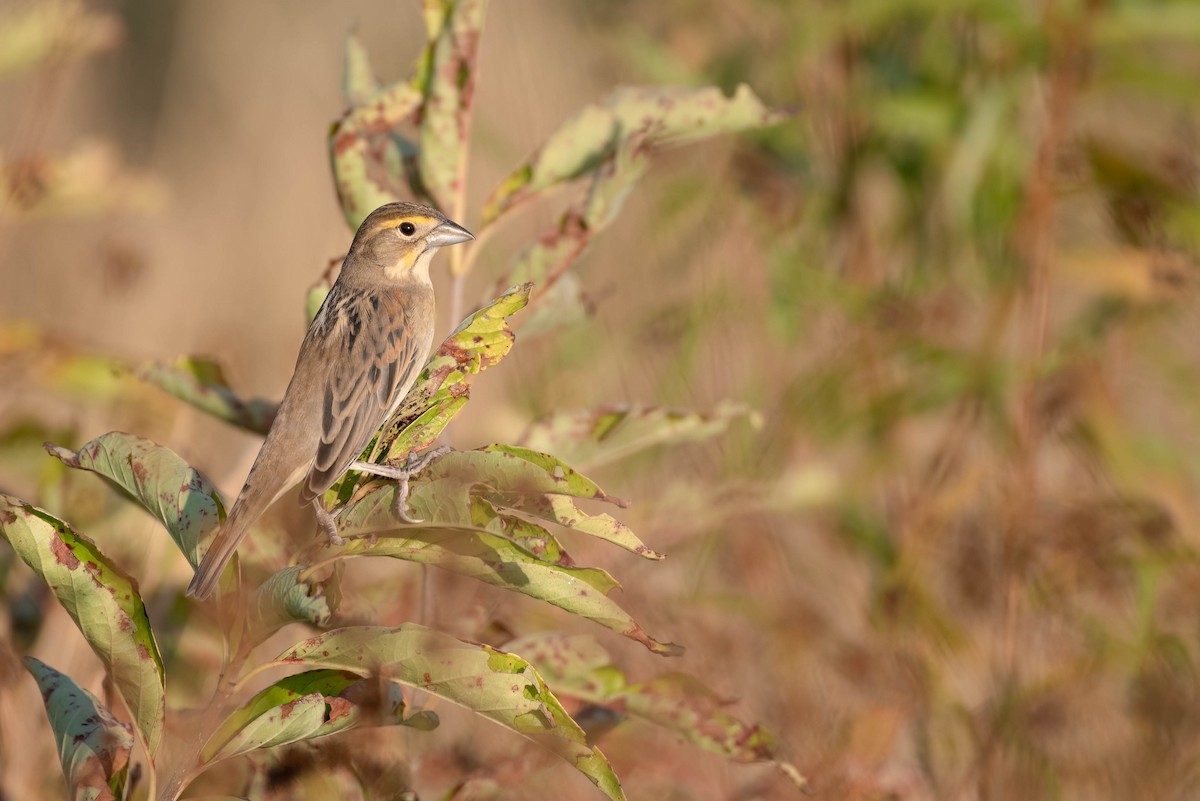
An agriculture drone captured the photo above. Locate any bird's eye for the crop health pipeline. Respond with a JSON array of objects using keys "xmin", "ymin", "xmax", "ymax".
[{"xmin": 398, "ymin": 221, "xmax": 417, "ymax": 236}]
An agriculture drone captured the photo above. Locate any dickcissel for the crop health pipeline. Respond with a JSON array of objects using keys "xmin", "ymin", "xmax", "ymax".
[{"xmin": 187, "ymin": 202, "xmax": 473, "ymax": 600}]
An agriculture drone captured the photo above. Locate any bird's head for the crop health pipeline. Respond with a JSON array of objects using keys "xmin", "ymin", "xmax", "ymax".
[{"xmin": 346, "ymin": 201, "xmax": 474, "ymax": 283}]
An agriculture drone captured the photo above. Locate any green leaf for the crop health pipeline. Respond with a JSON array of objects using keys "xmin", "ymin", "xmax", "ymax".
[
  {"xmin": 132, "ymin": 356, "xmax": 276, "ymax": 436},
  {"xmin": 522, "ymin": 402, "xmax": 761, "ymax": 471},
  {"xmin": 1, "ymin": 496, "xmax": 165, "ymax": 754},
  {"xmin": 202, "ymin": 669, "xmax": 436, "ymax": 764},
  {"xmin": 499, "ymin": 140, "xmax": 648, "ymax": 317},
  {"xmin": 497, "ymin": 140, "xmax": 642, "ymax": 326},
  {"xmin": 522, "ymin": 494, "xmax": 664, "ymax": 560},
  {"xmin": 465, "ymin": 444, "xmax": 619, "ymax": 502},
  {"xmin": 24, "ymin": 657, "xmax": 133, "ymax": 801},
  {"xmin": 472, "ymin": 497, "xmax": 573, "ymax": 565},
  {"xmin": 416, "ymin": 0, "xmax": 488, "ymax": 212},
  {"xmin": 484, "ymin": 84, "xmax": 787, "ymax": 223},
  {"xmin": 44, "ymin": 431, "xmax": 224, "ymax": 570},
  {"xmin": 381, "ymin": 283, "xmax": 529, "ymax": 459},
  {"xmin": 274, "ymin": 625, "xmax": 627, "ymax": 800}
]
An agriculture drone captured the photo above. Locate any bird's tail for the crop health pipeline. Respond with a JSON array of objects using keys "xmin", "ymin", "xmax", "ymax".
[{"xmin": 186, "ymin": 496, "xmax": 255, "ymax": 600}]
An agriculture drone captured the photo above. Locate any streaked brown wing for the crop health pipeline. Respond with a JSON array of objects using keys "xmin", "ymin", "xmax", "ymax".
[{"xmin": 299, "ymin": 290, "xmax": 420, "ymax": 504}]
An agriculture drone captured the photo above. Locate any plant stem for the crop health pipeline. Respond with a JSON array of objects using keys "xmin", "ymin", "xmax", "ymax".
[{"xmin": 156, "ymin": 602, "xmax": 255, "ymax": 801}]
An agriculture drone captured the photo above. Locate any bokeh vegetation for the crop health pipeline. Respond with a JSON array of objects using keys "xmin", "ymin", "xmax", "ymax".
[{"xmin": 4, "ymin": 1, "xmax": 1200, "ymax": 799}]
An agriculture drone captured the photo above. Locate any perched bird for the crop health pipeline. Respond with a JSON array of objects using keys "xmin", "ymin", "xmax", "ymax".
[{"xmin": 187, "ymin": 202, "xmax": 473, "ymax": 600}]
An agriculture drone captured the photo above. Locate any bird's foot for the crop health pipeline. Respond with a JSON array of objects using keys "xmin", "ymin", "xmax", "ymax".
[
  {"xmin": 350, "ymin": 445, "xmax": 453, "ymax": 524},
  {"xmin": 313, "ymin": 500, "xmax": 345, "ymax": 546}
]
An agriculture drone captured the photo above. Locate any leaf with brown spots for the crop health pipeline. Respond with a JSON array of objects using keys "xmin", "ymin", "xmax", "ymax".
[
  {"xmin": 201, "ymin": 669, "xmax": 436, "ymax": 764},
  {"xmin": 269, "ymin": 624, "xmax": 626, "ymax": 800},
  {"xmin": 24, "ymin": 657, "xmax": 133, "ymax": 801},
  {"xmin": 1, "ymin": 496, "xmax": 164, "ymax": 755},
  {"xmin": 416, "ymin": 0, "xmax": 487, "ymax": 212},
  {"xmin": 329, "ymin": 78, "xmax": 423, "ymax": 230},
  {"xmin": 512, "ymin": 633, "xmax": 806, "ymax": 788},
  {"xmin": 45, "ymin": 431, "xmax": 224, "ymax": 569}
]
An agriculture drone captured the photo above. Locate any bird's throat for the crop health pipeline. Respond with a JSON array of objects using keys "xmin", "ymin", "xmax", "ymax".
[{"xmin": 385, "ymin": 247, "xmax": 436, "ymax": 284}]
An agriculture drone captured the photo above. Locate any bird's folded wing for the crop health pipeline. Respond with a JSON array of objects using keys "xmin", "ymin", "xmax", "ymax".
[{"xmin": 300, "ymin": 291, "xmax": 420, "ymax": 504}]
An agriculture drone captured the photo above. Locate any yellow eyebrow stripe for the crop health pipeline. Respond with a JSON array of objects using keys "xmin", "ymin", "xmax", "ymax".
[{"xmin": 363, "ymin": 213, "xmax": 440, "ymax": 239}]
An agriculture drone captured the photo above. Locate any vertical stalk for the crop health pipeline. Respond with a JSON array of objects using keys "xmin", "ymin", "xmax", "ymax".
[{"xmin": 999, "ymin": 0, "xmax": 1089, "ymax": 707}]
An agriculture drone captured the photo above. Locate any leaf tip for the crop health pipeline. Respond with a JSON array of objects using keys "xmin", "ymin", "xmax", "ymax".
[{"xmin": 42, "ymin": 441, "xmax": 78, "ymax": 466}]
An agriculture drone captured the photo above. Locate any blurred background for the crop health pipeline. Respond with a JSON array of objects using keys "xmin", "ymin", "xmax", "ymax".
[{"xmin": 4, "ymin": 0, "xmax": 1200, "ymax": 799}]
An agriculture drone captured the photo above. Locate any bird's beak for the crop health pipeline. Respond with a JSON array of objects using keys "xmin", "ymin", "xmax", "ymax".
[{"xmin": 427, "ymin": 220, "xmax": 474, "ymax": 248}]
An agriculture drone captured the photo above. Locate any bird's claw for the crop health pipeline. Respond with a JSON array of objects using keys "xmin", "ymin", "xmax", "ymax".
[
  {"xmin": 391, "ymin": 472, "xmax": 425, "ymax": 523},
  {"xmin": 350, "ymin": 446, "xmax": 452, "ymax": 524},
  {"xmin": 314, "ymin": 501, "xmax": 345, "ymax": 546}
]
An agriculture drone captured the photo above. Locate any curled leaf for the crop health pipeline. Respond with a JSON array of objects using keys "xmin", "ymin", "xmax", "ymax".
[
  {"xmin": 425, "ymin": 446, "xmax": 663, "ymax": 558},
  {"xmin": 45, "ymin": 431, "xmax": 224, "ymax": 569},
  {"xmin": 329, "ymin": 81, "xmax": 423, "ymax": 229},
  {"xmin": 486, "ymin": 86, "xmax": 785, "ymax": 327},
  {"xmin": 246, "ymin": 564, "xmax": 338, "ymax": 636}
]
